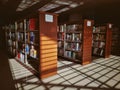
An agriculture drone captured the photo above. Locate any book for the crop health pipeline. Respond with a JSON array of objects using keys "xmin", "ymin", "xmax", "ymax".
[
  {"xmin": 30, "ymin": 32, "xmax": 35, "ymax": 44},
  {"xmin": 30, "ymin": 45, "xmax": 37, "ymax": 58},
  {"xmin": 29, "ymin": 18, "xmax": 36, "ymax": 30},
  {"xmin": 25, "ymin": 44, "xmax": 30, "ymax": 54}
]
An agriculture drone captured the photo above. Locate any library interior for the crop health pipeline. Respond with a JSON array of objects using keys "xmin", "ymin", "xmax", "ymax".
[{"xmin": 0, "ymin": 0, "xmax": 120, "ymax": 90}]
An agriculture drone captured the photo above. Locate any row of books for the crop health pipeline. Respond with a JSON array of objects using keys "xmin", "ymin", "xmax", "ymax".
[
  {"xmin": 66, "ymin": 33, "xmax": 82, "ymax": 41},
  {"xmin": 4, "ymin": 18, "xmax": 37, "ymax": 31},
  {"xmin": 8, "ymin": 40, "xmax": 17, "ymax": 47},
  {"xmin": 58, "ymin": 25, "xmax": 66, "ymax": 32},
  {"xmin": 93, "ymin": 26, "xmax": 106, "ymax": 33},
  {"xmin": 25, "ymin": 45, "xmax": 37, "ymax": 58},
  {"xmin": 57, "ymin": 32, "xmax": 64, "ymax": 40},
  {"xmin": 93, "ymin": 48, "xmax": 104, "ymax": 56},
  {"xmin": 17, "ymin": 44, "xmax": 37, "ymax": 59},
  {"xmin": 66, "ymin": 24, "xmax": 83, "ymax": 31},
  {"xmin": 58, "ymin": 41, "xmax": 64, "ymax": 48},
  {"xmin": 3, "ymin": 24, "xmax": 16, "ymax": 30},
  {"xmin": 92, "ymin": 34, "xmax": 105, "ymax": 41},
  {"xmin": 7, "ymin": 32, "xmax": 16, "ymax": 40},
  {"xmin": 17, "ymin": 18, "xmax": 38, "ymax": 30},
  {"xmin": 18, "ymin": 32, "xmax": 37, "ymax": 44},
  {"xmin": 65, "ymin": 43, "xmax": 82, "ymax": 51},
  {"xmin": 65, "ymin": 51, "xmax": 81, "ymax": 59},
  {"xmin": 92, "ymin": 41, "xmax": 105, "ymax": 48}
]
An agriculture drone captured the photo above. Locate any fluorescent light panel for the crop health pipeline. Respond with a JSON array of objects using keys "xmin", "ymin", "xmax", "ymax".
[{"xmin": 16, "ymin": 0, "xmax": 40, "ymax": 11}]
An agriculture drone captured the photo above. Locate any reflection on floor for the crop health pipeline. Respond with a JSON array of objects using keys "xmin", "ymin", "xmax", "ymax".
[{"xmin": 9, "ymin": 55, "xmax": 120, "ymax": 90}]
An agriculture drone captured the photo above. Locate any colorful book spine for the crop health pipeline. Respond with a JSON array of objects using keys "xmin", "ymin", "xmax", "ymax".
[{"xmin": 29, "ymin": 18, "xmax": 36, "ymax": 30}]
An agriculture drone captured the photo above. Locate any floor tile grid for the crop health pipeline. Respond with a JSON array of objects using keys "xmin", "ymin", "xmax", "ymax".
[
  {"xmin": 58, "ymin": 58, "xmax": 120, "ymax": 89},
  {"xmin": 60, "ymin": 61, "xmax": 112, "ymax": 88},
  {"xmin": 8, "ymin": 59, "xmax": 20, "ymax": 89},
  {"xmin": 8, "ymin": 56, "xmax": 120, "ymax": 90},
  {"xmin": 93, "ymin": 57, "xmax": 120, "ymax": 88},
  {"xmin": 93, "ymin": 57, "xmax": 120, "ymax": 71},
  {"xmin": 8, "ymin": 59, "xmax": 43, "ymax": 90},
  {"xmin": 57, "ymin": 60, "xmax": 106, "ymax": 88},
  {"xmin": 43, "ymin": 55, "xmax": 120, "ymax": 89}
]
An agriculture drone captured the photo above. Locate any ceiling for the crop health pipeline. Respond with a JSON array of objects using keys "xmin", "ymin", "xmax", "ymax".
[{"xmin": 0, "ymin": 0, "xmax": 120, "ymax": 26}]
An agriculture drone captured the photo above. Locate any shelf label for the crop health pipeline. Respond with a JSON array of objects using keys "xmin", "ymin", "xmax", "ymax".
[
  {"xmin": 109, "ymin": 24, "xmax": 112, "ymax": 28},
  {"xmin": 87, "ymin": 20, "xmax": 91, "ymax": 27},
  {"xmin": 45, "ymin": 14, "xmax": 53, "ymax": 22}
]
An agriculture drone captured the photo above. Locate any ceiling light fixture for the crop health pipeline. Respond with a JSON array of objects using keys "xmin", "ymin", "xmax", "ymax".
[{"xmin": 16, "ymin": 0, "xmax": 40, "ymax": 11}]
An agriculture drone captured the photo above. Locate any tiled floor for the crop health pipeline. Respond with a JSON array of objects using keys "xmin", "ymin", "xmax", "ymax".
[{"xmin": 9, "ymin": 55, "xmax": 120, "ymax": 90}]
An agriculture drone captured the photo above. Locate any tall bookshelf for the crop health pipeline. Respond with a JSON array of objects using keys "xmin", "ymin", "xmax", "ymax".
[
  {"xmin": 5, "ymin": 11, "xmax": 58, "ymax": 79},
  {"xmin": 92, "ymin": 23, "xmax": 112, "ymax": 58},
  {"xmin": 58, "ymin": 19, "xmax": 94, "ymax": 65}
]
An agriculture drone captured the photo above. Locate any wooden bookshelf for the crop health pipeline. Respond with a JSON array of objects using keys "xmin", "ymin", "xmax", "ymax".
[
  {"xmin": 39, "ymin": 11, "xmax": 58, "ymax": 78},
  {"xmin": 92, "ymin": 23, "xmax": 112, "ymax": 58},
  {"xmin": 58, "ymin": 19, "xmax": 94, "ymax": 65},
  {"xmin": 5, "ymin": 11, "xmax": 58, "ymax": 79}
]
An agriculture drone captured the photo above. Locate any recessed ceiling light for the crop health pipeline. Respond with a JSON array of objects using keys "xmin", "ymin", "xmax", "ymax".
[{"xmin": 16, "ymin": 0, "xmax": 40, "ymax": 11}]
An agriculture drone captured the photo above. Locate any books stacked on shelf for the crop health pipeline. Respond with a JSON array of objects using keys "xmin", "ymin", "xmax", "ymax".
[
  {"xmin": 17, "ymin": 32, "xmax": 24, "ymax": 42},
  {"xmin": 65, "ymin": 51, "xmax": 81, "ymax": 60},
  {"xmin": 58, "ymin": 23, "xmax": 83, "ymax": 62},
  {"xmin": 65, "ymin": 42, "xmax": 81, "ymax": 51},
  {"xmin": 92, "ymin": 26, "xmax": 106, "ymax": 57},
  {"xmin": 8, "ymin": 39, "xmax": 12, "ymax": 46},
  {"xmin": 65, "ymin": 24, "xmax": 82, "ymax": 60},
  {"xmin": 25, "ymin": 32, "xmax": 30, "ymax": 43},
  {"xmin": 58, "ymin": 41, "xmax": 64, "ymax": 48},
  {"xmin": 93, "ymin": 47, "xmax": 104, "ymax": 56},
  {"xmin": 66, "ymin": 33, "xmax": 82, "ymax": 42},
  {"xmin": 3, "ymin": 11, "xmax": 60, "ymax": 78},
  {"xmin": 92, "ymin": 41, "xmax": 105, "ymax": 48},
  {"xmin": 92, "ymin": 34, "xmax": 105, "ymax": 41},
  {"xmin": 57, "ymin": 24, "xmax": 66, "ymax": 57},
  {"xmin": 57, "ymin": 32, "xmax": 64, "ymax": 41},
  {"xmin": 66, "ymin": 24, "xmax": 83, "ymax": 32},
  {"xmin": 17, "ymin": 51, "xmax": 25, "ymax": 62},
  {"xmin": 30, "ymin": 45, "xmax": 37, "ymax": 59},
  {"xmin": 28, "ymin": 18, "xmax": 37, "ymax": 30},
  {"xmin": 93, "ymin": 26, "xmax": 106, "ymax": 33},
  {"xmin": 25, "ymin": 44, "xmax": 30, "ymax": 55},
  {"xmin": 17, "ymin": 21, "xmax": 24, "ymax": 30},
  {"xmin": 30, "ymin": 32, "xmax": 35, "ymax": 44},
  {"xmin": 58, "ymin": 19, "xmax": 94, "ymax": 65},
  {"xmin": 92, "ymin": 24, "xmax": 112, "ymax": 57}
]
